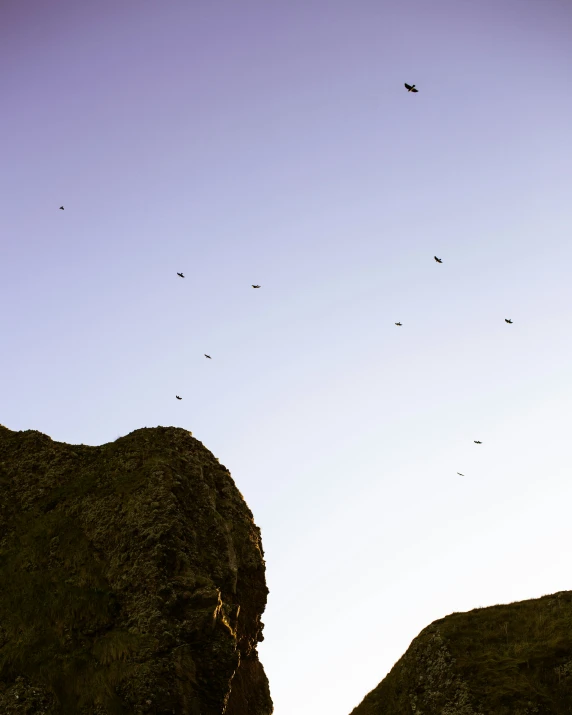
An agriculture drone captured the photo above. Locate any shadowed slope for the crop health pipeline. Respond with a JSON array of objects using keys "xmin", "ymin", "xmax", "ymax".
[
  {"xmin": 350, "ymin": 592, "xmax": 572, "ymax": 715},
  {"xmin": 0, "ymin": 424, "xmax": 272, "ymax": 714}
]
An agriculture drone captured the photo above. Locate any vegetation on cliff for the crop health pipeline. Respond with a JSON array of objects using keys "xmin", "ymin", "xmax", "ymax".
[
  {"xmin": 350, "ymin": 591, "xmax": 572, "ymax": 714},
  {"xmin": 0, "ymin": 424, "xmax": 272, "ymax": 715}
]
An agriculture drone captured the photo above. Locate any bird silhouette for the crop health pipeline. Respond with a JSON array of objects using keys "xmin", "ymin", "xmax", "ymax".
[
  {"xmin": 404, "ymin": 83, "xmax": 418, "ymax": 93},
  {"xmin": 474, "ymin": 440, "xmax": 482, "ymax": 444},
  {"xmin": 176, "ymin": 395, "xmax": 182, "ymax": 400},
  {"xmin": 252, "ymin": 285, "xmax": 261, "ymax": 288},
  {"xmin": 505, "ymin": 318, "xmax": 513, "ymax": 324},
  {"xmin": 204, "ymin": 354, "xmax": 212, "ymax": 359},
  {"xmin": 59, "ymin": 206, "xmax": 64, "ymax": 210},
  {"xmin": 177, "ymin": 272, "xmax": 184, "ymax": 278},
  {"xmin": 395, "ymin": 322, "xmax": 402, "ymax": 326},
  {"xmin": 434, "ymin": 256, "xmax": 443, "ymax": 263},
  {"xmin": 457, "ymin": 472, "xmax": 464, "ymax": 476}
]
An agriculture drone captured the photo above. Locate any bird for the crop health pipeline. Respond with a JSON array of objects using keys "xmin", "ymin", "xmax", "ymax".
[
  {"xmin": 404, "ymin": 83, "xmax": 418, "ymax": 93},
  {"xmin": 457, "ymin": 472, "xmax": 465, "ymax": 476},
  {"xmin": 204, "ymin": 354, "xmax": 212, "ymax": 359},
  {"xmin": 176, "ymin": 395, "xmax": 182, "ymax": 400},
  {"xmin": 177, "ymin": 272, "xmax": 185, "ymax": 278},
  {"xmin": 434, "ymin": 256, "xmax": 443, "ymax": 263},
  {"xmin": 395, "ymin": 322, "xmax": 402, "ymax": 326},
  {"xmin": 59, "ymin": 206, "xmax": 64, "ymax": 210},
  {"xmin": 252, "ymin": 285, "xmax": 261, "ymax": 288},
  {"xmin": 474, "ymin": 440, "xmax": 482, "ymax": 444},
  {"xmin": 505, "ymin": 318, "xmax": 513, "ymax": 324}
]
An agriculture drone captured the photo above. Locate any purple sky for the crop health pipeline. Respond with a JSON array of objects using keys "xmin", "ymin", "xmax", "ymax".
[{"xmin": 2, "ymin": 1, "xmax": 572, "ymax": 712}]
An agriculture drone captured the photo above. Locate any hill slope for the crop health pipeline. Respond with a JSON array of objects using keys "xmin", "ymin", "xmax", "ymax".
[
  {"xmin": 0, "ymin": 424, "xmax": 272, "ymax": 715},
  {"xmin": 349, "ymin": 591, "xmax": 572, "ymax": 715}
]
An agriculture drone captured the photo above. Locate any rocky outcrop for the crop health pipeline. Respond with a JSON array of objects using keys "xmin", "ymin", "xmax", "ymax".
[
  {"xmin": 0, "ymin": 425, "xmax": 272, "ymax": 715},
  {"xmin": 349, "ymin": 591, "xmax": 572, "ymax": 714}
]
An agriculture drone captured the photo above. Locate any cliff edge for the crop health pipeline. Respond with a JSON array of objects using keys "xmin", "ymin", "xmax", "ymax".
[
  {"xmin": 349, "ymin": 591, "xmax": 572, "ymax": 715},
  {"xmin": 0, "ymin": 424, "xmax": 273, "ymax": 715}
]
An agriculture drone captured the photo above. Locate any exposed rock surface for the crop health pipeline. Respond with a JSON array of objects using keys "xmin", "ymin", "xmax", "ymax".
[
  {"xmin": 0, "ymin": 424, "xmax": 272, "ymax": 715},
  {"xmin": 349, "ymin": 591, "xmax": 572, "ymax": 715}
]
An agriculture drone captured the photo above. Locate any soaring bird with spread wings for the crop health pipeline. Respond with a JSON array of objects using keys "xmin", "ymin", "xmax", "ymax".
[
  {"xmin": 404, "ymin": 83, "xmax": 418, "ymax": 93},
  {"xmin": 434, "ymin": 256, "xmax": 443, "ymax": 263},
  {"xmin": 474, "ymin": 440, "xmax": 482, "ymax": 444},
  {"xmin": 177, "ymin": 272, "xmax": 184, "ymax": 278},
  {"xmin": 176, "ymin": 395, "xmax": 182, "ymax": 400},
  {"xmin": 204, "ymin": 354, "xmax": 212, "ymax": 359},
  {"xmin": 252, "ymin": 285, "xmax": 261, "ymax": 288},
  {"xmin": 505, "ymin": 318, "xmax": 513, "ymax": 324},
  {"xmin": 59, "ymin": 206, "xmax": 64, "ymax": 210},
  {"xmin": 395, "ymin": 322, "xmax": 402, "ymax": 326}
]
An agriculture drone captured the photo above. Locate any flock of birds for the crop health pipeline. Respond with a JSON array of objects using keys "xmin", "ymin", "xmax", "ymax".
[
  {"xmin": 394, "ymin": 256, "xmax": 513, "ymax": 326},
  {"xmin": 397, "ymin": 253, "xmax": 510, "ymax": 468},
  {"xmin": 58, "ymin": 82, "xmax": 515, "ymax": 476},
  {"xmin": 173, "ymin": 270, "xmax": 256, "ymax": 400},
  {"xmin": 403, "ymin": 87, "xmax": 514, "ymax": 475}
]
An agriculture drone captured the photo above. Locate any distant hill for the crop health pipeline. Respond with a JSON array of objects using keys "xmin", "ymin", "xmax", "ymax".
[
  {"xmin": 0, "ymin": 424, "xmax": 273, "ymax": 714},
  {"xmin": 349, "ymin": 592, "xmax": 572, "ymax": 714}
]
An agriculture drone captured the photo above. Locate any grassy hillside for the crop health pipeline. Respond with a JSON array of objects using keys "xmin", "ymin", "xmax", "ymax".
[
  {"xmin": 350, "ymin": 591, "xmax": 572, "ymax": 714},
  {"xmin": 0, "ymin": 424, "xmax": 272, "ymax": 714}
]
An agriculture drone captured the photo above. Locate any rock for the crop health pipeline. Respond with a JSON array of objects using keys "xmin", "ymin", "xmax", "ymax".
[
  {"xmin": 0, "ymin": 424, "xmax": 272, "ymax": 714},
  {"xmin": 349, "ymin": 591, "xmax": 572, "ymax": 714}
]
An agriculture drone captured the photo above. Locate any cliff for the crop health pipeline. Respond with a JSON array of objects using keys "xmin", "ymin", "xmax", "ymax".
[
  {"xmin": 349, "ymin": 591, "xmax": 572, "ymax": 715},
  {"xmin": 0, "ymin": 424, "xmax": 273, "ymax": 715}
]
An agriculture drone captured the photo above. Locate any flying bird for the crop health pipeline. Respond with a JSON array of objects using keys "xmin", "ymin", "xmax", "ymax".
[
  {"xmin": 177, "ymin": 272, "xmax": 184, "ymax": 278},
  {"xmin": 204, "ymin": 354, "xmax": 212, "ymax": 359},
  {"xmin": 176, "ymin": 395, "xmax": 182, "ymax": 400},
  {"xmin": 404, "ymin": 83, "xmax": 418, "ymax": 93},
  {"xmin": 457, "ymin": 472, "xmax": 464, "ymax": 476},
  {"xmin": 474, "ymin": 440, "xmax": 482, "ymax": 444},
  {"xmin": 252, "ymin": 285, "xmax": 261, "ymax": 288},
  {"xmin": 505, "ymin": 318, "xmax": 513, "ymax": 324},
  {"xmin": 395, "ymin": 322, "xmax": 402, "ymax": 326},
  {"xmin": 59, "ymin": 206, "xmax": 64, "ymax": 210},
  {"xmin": 434, "ymin": 256, "xmax": 443, "ymax": 263}
]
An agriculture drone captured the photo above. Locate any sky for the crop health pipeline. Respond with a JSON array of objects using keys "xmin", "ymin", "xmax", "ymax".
[{"xmin": 1, "ymin": 0, "xmax": 572, "ymax": 712}]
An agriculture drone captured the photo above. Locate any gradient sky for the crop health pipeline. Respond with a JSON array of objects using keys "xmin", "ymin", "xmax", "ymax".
[{"xmin": 2, "ymin": 0, "xmax": 572, "ymax": 712}]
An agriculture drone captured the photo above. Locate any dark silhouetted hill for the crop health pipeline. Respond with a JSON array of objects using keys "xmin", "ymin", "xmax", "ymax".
[{"xmin": 0, "ymin": 424, "xmax": 272, "ymax": 715}]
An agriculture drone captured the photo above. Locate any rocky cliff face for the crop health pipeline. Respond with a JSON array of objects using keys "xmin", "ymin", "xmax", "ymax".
[
  {"xmin": 0, "ymin": 425, "xmax": 273, "ymax": 715},
  {"xmin": 349, "ymin": 591, "xmax": 572, "ymax": 715}
]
